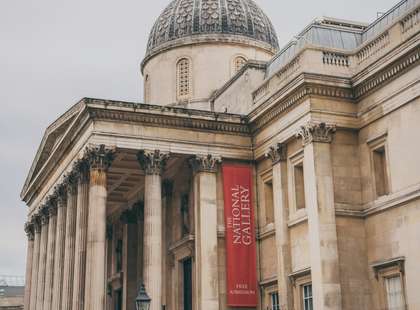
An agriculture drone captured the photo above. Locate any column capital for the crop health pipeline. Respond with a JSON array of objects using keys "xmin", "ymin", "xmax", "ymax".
[
  {"xmin": 24, "ymin": 222, "xmax": 35, "ymax": 241},
  {"xmin": 32, "ymin": 215, "xmax": 42, "ymax": 233},
  {"xmin": 40, "ymin": 206, "xmax": 50, "ymax": 226},
  {"xmin": 84, "ymin": 144, "xmax": 116, "ymax": 171},
  {"xmin": 54, "ymin": 183, "xmax": 68, "ymax": 205},
  {"xmin": 296, "ymin": 122, "xmax": 336, "ymax": 146},
  {"xmin": 63, "ymin": 171, "xmax": 78, "ymax": 195},
  {"xmin": 266, "ymin": 143, "xmax": 287, "ymax": 165},
  {"xmin": 189, "ymin": 154, "xmax": 221, "ymax": 174},
  {"xmin": 74, "ymin": 158, "xmax": 90, "ymax": 184},
  {"xmin": 45, "ymin": 195, "xmax": 58, "ymax": 217},
  {"xmin": 137, "ymin": 150, "xmax": 170, "ymax": 175}
]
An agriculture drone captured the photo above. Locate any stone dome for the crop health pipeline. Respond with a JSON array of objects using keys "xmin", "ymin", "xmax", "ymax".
[{"xmin": 145, "ymin": 0, "xmax": 279, "ymax": 57}]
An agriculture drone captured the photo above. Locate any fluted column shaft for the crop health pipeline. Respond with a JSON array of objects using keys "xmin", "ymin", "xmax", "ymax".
[
  {"xmin": 35, "ymin": 213, "xmax": 49, "ymax": 310},
  {"xmin": 267, "ymin": 144, "xmax": 293, "ymax": 310},
  {"xmin": 190, "ymin": 155, "xmax": 220, "ymax": 310},
  {"xmin": 43, "ymin": 205, "xmax": 57, "ymax": 310},
  {"xmin": 29, "ymin": 220, "xmax": 41, "ymax": 310},
  {"xmin": 51, "ymin": 191, "xmax": 68, "ymax": 310},
  {"xmin": 72, "ymin": 161, "xmax": 90, "ymax": 310},
  {"xmin": 61, "ymin": 175, "xmax": 78, "ymax": 310},
  {"xmin": 137, "ymin": 150, "xmax": 169, "ymax": 310},
  {"xmin": 297, "ymin": 123, "xmax": 342, "ymax": 310},
  {"xmin": 23, "ymin": 224, "xmax": 35, "ymax": 310},
  {"xmin": 84, "ymin": 145, "xmax": 115, "ymax": 310}
]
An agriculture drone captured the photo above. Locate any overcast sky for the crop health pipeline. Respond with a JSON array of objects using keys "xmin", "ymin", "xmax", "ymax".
[{"xmin": 0, "ymin": 0, "xmax": 398, "ymax": 277}]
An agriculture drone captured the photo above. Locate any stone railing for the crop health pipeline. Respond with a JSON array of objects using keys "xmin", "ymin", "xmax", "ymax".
[
  {"xmin": 400, "ymin": 7, "xmax": 420, "ymax": 33},
  {"xmin": 357, "ymin": 31, "xmax": 390, "ymax": 64},
  {"xmin": 322, "ymin": 52, "xmax": 350, "ymax": 66}
]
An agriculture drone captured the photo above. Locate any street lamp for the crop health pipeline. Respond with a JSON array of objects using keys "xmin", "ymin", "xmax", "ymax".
[{"xmin": 135, "ymin": 284, "xmax": 151, "ymax": 310}]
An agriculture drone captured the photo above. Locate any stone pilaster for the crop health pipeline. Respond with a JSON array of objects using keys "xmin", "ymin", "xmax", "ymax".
[
  {"xmin": 29, "ymin": 216, "xmax": 41, "ymax": 310},
  {"xmin": 61, "ymin": 172, "xmax": 78, "ymax": 310},
  {"xmin": 190, "ymin": 154, "xmax": 220, "ymax": 310},
  {"xmin": 35, "ymin": 207, "xmax": 49, "ymax": 310},
  {"xmin": 51, "ymin": 185, "xmax": 67, "ymax": 310},
  {"xmin": 84, "ymin": 144, "xmax": 115, "ymax": 310},
  {"xmin": 266, "ymin": 144, "xmax": 293, "ymax": 310},
  {"xmin": 23, "ymin": 222, "xmax": 35, "ymax": 310},
  {"xmin": 137, "ymin": 150, "xmax": 169, "ymax": 310},
  {"xmin": 72, "ymin": 159, "xmax": 90, "ymax": 310},
  {"xmin": 296, "ymin": 122, "xmax": 342, "ymax": 310},
  {"xmin": 43, "ymin": 197, "xmax": 58, "ymax": 310}
]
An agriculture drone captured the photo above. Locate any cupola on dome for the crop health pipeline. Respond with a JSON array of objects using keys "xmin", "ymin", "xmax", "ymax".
[{"xmin": 145, "ymin": 0, "xmax": 279, "ymax": 59}]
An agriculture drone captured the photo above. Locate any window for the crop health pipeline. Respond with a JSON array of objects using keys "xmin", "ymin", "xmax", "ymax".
[
  {"xmin": 302, "ymin": 284, "xmax": 313, "ymax": 310},
  {"xmin": 372, "ymin": 145, "xmax": 389, "ymax": 197},
  {"xmin": 234, "ymin": 56, "xmax": 247, "ymax": 73},
  {"xmin": 294, "ymin": 162, "xmax": 306, "ymax": 210},
  {"xmin": 264, "ymin": 180, "xmax": 274, "ymax": 224},
  {"xmin": 177, "ymin": 58, "xmax": 191, "ymax": 100},
  {"xmin": 385, "ymin": 276, "xmax": 405, "ymax": 310},
  {"xmin": 270, "ymin": 291, "xmax": 280, "ymax": 310}
]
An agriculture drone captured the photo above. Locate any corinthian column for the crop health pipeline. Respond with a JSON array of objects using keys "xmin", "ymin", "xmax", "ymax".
[
  {"xmin": 51, "ymin": 185, "xmax": 68, "ymax": 310},
  {"xmin": 29, "ymin": 216, "xmax": 41, "ymax": 310},
  {"xmin": 137, "ymin": 150, "xmax": 169, "ymax": 310},
  {"xmin": 61, "ymin": 172, "xmax": 78, "ymax": 310},
  {"xmin": 296, "ymin": 122, "xmax": 342, "ymax": 310},
  {"xmin": 84, "ymin": 145, "xmax": 115, "ymax": 310},
  {"xmin": 43, "ymin": 197, "xmax": 58, "ymax": 310},
  {"xmin": 189, "ymin": 154, "xmax": 220, "ymax": 310},
  {"xmin": 23, "ymin": 222, "xmax": 35, "ymax": 310},
  {"xmin": 72, "ymin": 159, "xmax": 90, "ymax": 310},
  {"xmin": 35, "ymin": 207, "xmax": 49, "ymax": 310},
  {"xmin": 266, "ymin": 144, "xmax": 293, "ymax": 310}
]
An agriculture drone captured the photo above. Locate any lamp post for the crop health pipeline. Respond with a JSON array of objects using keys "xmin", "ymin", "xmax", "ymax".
[{"xmin": 135, "ymin": 284, "xmax": 151, "ymax": 310}]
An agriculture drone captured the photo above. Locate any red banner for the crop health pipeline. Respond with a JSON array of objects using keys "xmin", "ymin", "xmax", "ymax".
[{"xmin": 222, "ymin": 164, "xmax": 257, "ymax": 307}]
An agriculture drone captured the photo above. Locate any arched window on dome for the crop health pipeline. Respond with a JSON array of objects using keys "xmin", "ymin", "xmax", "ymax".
[
  {"xmin": 234, "ymin": 56, "xmax": 248, "ymax": 73},
  {"xmin": 144, "ymin": 74, "xmax": 151, "ymax": 103},
  {"xmin": 177, "ymin": 58, "xmax": 191, "ymax": 100}
]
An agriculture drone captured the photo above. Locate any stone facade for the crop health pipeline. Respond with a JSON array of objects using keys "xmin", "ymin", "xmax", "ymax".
[{"xmin": 21, "ymin": 0, "xmax": 420, "ymax": 310}]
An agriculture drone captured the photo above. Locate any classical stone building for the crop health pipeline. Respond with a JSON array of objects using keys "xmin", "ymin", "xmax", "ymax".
[{"xmin": 21, "ymin": 0, "xmax": 420, "ymax": 309}]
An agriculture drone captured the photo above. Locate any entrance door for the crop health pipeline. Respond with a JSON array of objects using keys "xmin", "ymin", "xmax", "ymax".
[{"xmin": 183, "ymin": 258, "xmax": 192, "ymax": 310}]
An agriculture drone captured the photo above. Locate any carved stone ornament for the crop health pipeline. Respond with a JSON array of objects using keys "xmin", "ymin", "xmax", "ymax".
[
  {"xmin": 84, "ymin": 144, "xmax": 116, "ymax": 171},
  {"xmin": 32, "ymin": 215, "xmax": 42, "ymax": 233},
  {"xmin": 54, "ymin": 183, "xmax": 68, "ymax": 205},
  {"xmin": 189, "ymin": 154, "xmax": 221, "ymax": 173},
  {"xmin": 137, "ymin": 150, "xmax": 170, "ymax": 175},
  {"xmin": 40, "ymin": 206, "xmax": 50, "ymax": 226},
  {"xmin": 63, "ymin": 171, "xmax": 78, "ymax": 195},
  {"xmin": 265, "ymin": 143, "xmax": 287, "ymax": 165},
  {"xmin": 74, "ymin": 158, "xmax": 90, "ymax": 184},
  {"xmin": 24, "ymin": 222, "xmax": 35, "ymax": 241},
  {"xmin": 296, "ymin": 122, "xmax": 337, "ymax": 146},
  {"xmin": 45, "ymin": 195, "xmax": 58, "ymax": 217}
]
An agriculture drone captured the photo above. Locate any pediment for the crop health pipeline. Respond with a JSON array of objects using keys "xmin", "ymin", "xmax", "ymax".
[{"xmin": 21, "ymin": 101, "xmax": 85, "ymax": 199}]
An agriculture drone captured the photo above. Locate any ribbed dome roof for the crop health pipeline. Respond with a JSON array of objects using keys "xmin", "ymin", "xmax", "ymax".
[{"xmin": 146, "ymin": 0, "xmax": 279, "ymax": 56}]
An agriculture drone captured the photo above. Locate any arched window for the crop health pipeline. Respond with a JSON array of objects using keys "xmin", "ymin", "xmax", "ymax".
[
  {"xmin": 234, "ymin": 56, "xmax": 247, "ymax": 73},
  {"xmin": 177, "ymin": 58, "xmax": 191, "ymax": 100},
  {"xmin": 144, "ymin": 74, "xmax": 151, "ymax": 103}
]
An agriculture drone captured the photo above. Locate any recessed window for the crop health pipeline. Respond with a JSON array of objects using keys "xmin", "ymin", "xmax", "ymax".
[
  {"xmin": 372, "ymin": 145, "xmax": 389, "ymax": 197},
  {"xmin": 264, "ymin": 180, "xmax": 274, "ymax": 224},
  {"xmin": 270, "ymin": 291, "xmax": 280, "ymax": 310},
  {"xmin": 385, "ymin": 276, "xmax": 405, "ymax": 309},
  {"xmin": 144, "ymin": 74, "xmax": 151, "ymax": 103},
  {"xmin": 302, "ymin": 284, "xmax": 313, "ymax": 310},
  {"xmin": 234, "ymin": 56, "xmax": 247, "ymax": 73},
  {"xmin": 177, "ymin": 58, "xmax": 191, "ymax": 100},
  {"xmin": 294, "ymin": 162, "xmax": 306, "ymax": 210}
]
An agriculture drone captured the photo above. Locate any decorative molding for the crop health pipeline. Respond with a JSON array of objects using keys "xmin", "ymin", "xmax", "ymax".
[
  {"xmin": 137, "ymin": 150, "xmax": 170, "ymax": 176},
  {"xmin": 265, "ymin": 143, "xmax": 287, "ymax": 165},
  {"xmin": 189, "ymin": 154, "xmax": 221, "ymax": 173},
  {"xmin": 296, "ymin": 122, "xmax": 337, "ymax": 146},
  {"xmin": 371, "ymin": 257, "xmax": 405, "ymax": 279},
  {"xmin": 84, "ymin": 144, "xmax": 116, "ymax": 171},
  {"xmin": 289, "ymin": 267, "xmax": 311, "ymax": 286}
]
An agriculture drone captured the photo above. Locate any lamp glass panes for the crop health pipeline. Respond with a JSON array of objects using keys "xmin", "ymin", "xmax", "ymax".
[{"xmin": 135, "ymin": 284, "xmax": 151, "ymax": 310}]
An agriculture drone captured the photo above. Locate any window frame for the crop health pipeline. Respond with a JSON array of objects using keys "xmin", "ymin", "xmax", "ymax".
[
  {"xmin": 288, "ymin": 150, "xmax": 306, "ymax": 218},
  {"xmin": 260, "ymin": 169, "xmax": 275, "ymax": 226},
  {"xmin": 367, "ymin": 133, "xmax": 391, "ymax": 199},
  {"xmin": 176, "ymin": 57, "xmax": 192, "ymax": 101},
  {"xmin": 231, "ymin": 54, "xmax": 248, "ymax": 76},
  {"xmin": 290, "ymin": 268, "xmax": 311, "ymax": 310}
]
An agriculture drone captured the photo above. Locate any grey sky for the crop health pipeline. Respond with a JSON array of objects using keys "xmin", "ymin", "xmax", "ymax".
[{"xmin": 0, "ymin": 0, "xmax": 398, "ymax": 276}]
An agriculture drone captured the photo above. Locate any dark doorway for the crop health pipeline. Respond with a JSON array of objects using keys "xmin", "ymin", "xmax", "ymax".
[
  {"xmin": 114, "ymin": 289, "xmax": 122, "ymax": 310},
  {"xmin": 183, "ymin": 258, "xmax": 193, "ymax": 310}
]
